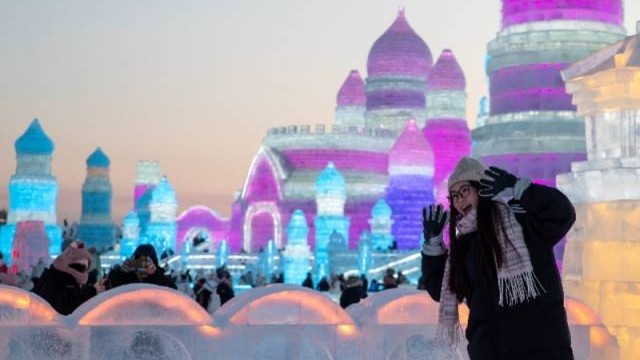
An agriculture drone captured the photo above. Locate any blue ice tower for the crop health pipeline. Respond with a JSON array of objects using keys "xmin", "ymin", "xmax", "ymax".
[
  {"xmin": 357, "ymin": 230, "xmax": 372, "ymax": 276},
  {"xmin": 0, "ymin": 119, "xmax": 62, "ymax": 262},
  {"xmin": 282, "ymin": 209, "xmax": 311, "ymax": 286},
  {"xmin": 120, "ymin": 211, "xmax": 140, "ymax": 259},
  {"xmin": 76, "ymin": 147, "xmax": 115, "ymax": 252},
  {"xmin": 369, "ymin": 198, "xmax": 394, "ymax": 251},
  {"xmin": 143, "ymin": 177, "xmax": 178, "ymax": 257},
  {"xmin": 314, "ymin": 162, "xmax": 350, "ymax": 279}
]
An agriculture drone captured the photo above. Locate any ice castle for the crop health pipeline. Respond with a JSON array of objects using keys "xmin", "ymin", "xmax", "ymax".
[{"xmin": 0, "ymin": 119, "xmax": 62, "ymax": 264}]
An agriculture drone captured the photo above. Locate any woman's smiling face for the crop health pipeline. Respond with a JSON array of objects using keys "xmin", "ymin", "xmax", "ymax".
[{"xmin": 449, "ymin": 181, "xmax": 478, "ymax": 216}]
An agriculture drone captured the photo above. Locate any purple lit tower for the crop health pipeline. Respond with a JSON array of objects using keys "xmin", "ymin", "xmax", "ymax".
[
  {"xmin": 472, "ymin": 0, "xmax": 626, "ymax": 187},
  {"xmin": 423, "ymin": 49, "xmax": 471, "ymax": 204},
  {"xmin": 335, "ymin": 70, "xmax": 366, "ymax": 128},
  {"xmin": 385, "ymin": 119, "xmax": 435, "ymax": 250},
  {"xmin": 365, "ymin": 8, "xmax": 433, "ymax": 133}
]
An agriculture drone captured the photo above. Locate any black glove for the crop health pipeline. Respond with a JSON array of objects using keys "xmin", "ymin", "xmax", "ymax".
[
  {"xmin": 422, "ymin": 204, "xmax": 448, "ymax": 240},
  {"xmin": 479, "ymin": 166, "xmax": 518, "ymax": 198}
]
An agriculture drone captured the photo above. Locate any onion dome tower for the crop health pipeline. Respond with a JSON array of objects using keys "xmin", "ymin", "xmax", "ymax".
[
  {"xmin": 423, "ymin": 49, "xmax": 471, "ymax": 203},
  {"xmin": 76, "ymin": 147, "xmax": 115, "ymax": 251},
  {"xmin": 314, "ymin": 162, "xmax": 350, "ymax": 279},
  {"xmin": 283, "ymin": 209, "xmax": 312, "ymax": 286},
  {"xmin": 472, "ymin": 0, "xmax": 626, "ymax": 187},
  {"xmin": 385, "ymin": 119, "xmax": 434, "ymax": 250},
  {"xmin": 335, "ymin": 70, "xmax": 366, "ymax": 128},
  {"xmin": 365, "ymin": 8, "xmax": 433, "ymax": 133},
  {"xmin": 0, "ymin": 119, "xmax": 62, "ymax": 262},
  {"xmin": 369, "ymin": 198, "xmax": 393, "ymax": 251},
  {"xmin": 144, "ymin": 176, "xmax": 178, "ymax": 257}
]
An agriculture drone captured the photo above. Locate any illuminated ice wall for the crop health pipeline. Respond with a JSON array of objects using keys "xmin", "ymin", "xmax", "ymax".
[
  {"xmin": 143, "ymin": 177, "xmax": 178, "ymax": 256},
  {"xmin": 365, "ymin": 8, "xmax": 432, "ymax": 133},
  {"xmin": 423, "ymin": 49, "xmax": 471, "ymax": 203},
  {"xmin": 0, "ymin": 119, "xmax": 62, "ymax": 263},
  {"xmin": 283, "ymin": 209, "xmax": 312, "ymax": 286},
  {"xmin": 76, "ymin": 148, "xmax": 115, "ymax": 251},
  {"xmin": 335, "ymin": 70, "xmax": 366, "ymax": 128},
  {"xmin": 472, "ymin": 0, "xmax": 626, "ymax": 187},
  {"xmin": 133, "ymin": 161, "xmax": 161, "ymax": 235},
  {"xmin": 559, "ymin": 28, "xmax": 640, "ymax": 360},
  {"xmin": 369, "ymin": 199, "xmax": 393, "ymax": 251},
  {"xmin": 10, "ymin": 221, "xmax": 50, "ymax": 275},
  {"xmin": 385, "ymin": 119, "xmax": 434, "ymax": 250},
  {"xmin": 314, "ymin": 162, "xmax": 349, "ymax": 278},
  {"xmin": 119, "ymin": 211, "xmax": 140, "ymax": 259}
]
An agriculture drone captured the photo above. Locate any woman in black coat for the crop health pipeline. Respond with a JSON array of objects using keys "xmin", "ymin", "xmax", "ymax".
[
  {"xmin": 421, "ymin": 157, "xmax": 575, "ymax": 360},
  {"xmin": 107, "ymin": 244, "xmax": 176, "ymax": 290},
  {"xmin": 33, "ymin": 241, "xmax": 104, "ymax": 315}
]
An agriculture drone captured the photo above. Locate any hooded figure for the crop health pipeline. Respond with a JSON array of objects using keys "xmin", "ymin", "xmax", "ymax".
[
  {"xmin": 33, "ymin": 241, "xmax": 101, "ymax": 315},
  {"xmin": 421, "ymin": 157, "xmax": 575, "ymax": 360},
  {"xmin": 107, "ymin": 244, "xmax": 176, "ymax": 290},
  {"xmin": 339, "ymin": 275, "xmax": 365, "ymax": 309}
]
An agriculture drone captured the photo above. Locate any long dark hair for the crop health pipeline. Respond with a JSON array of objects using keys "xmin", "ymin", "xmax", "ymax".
[{"xmin": 447, "ymin": 181, "xmax": 507, "ymax": 301}]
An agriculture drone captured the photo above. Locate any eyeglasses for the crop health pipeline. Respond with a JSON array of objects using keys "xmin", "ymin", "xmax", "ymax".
[{"xmin": 448, "ymin": 184, "xmax": 473, "ymax": 203}]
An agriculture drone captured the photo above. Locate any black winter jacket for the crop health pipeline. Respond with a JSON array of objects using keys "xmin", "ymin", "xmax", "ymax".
[
  {"xmin": 422, "ymin": 184, "xmax": 575, "ymax": 360},
  {"xmin": 33, "ymin": 266, "xmax": 97, "ymax": 315},
  {"xmin": 107, "ymin": 266, "xmax": 177, "ymax": 290}
]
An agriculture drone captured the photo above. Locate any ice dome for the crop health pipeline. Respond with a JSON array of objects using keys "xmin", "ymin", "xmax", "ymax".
[
  {"xmin": 72, "ymin": 284, "xmax": 212, "ymax": 326},
  {"xmin": 151, "ymin": 176, "xmax": 176, "ymax": 204},
  {"xmin": 214, "ymin": 284, "xmax": 354, "ymax": 326},
  {"xmin": 14, "ymin": 119, "xmax": 54, "ymax": 155},
  {"xmin": 427, "ymin": 49, "xmax": 466, "ymax": 91},
  {"xmin": 337, "ymin": 70, "xmax": 365, "ymax": 107},
  {"xmin": 388, "ymin": 119, "xmax": 434, "ymax": 172},
  {"xmin": 86, "ymin": 147, "xmax": 110, "ymax": 168},
  {"xmin": 371, "ymin": 199, "xmax": 392, "ymax": 218},
  {"xmin": 315, "ymin": 162, "xmax": 346, "ymax": 197},
  {"xmin": 367, "ymin": 8, "xmax": 433, "ymax": 78},
  {"xmin": 0, "ymin": 285, "xmax": 60, "ymax": 325}
]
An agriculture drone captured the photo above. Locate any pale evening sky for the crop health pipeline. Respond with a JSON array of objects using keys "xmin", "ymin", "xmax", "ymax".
[{"xmin": 1, "ymin": 1, "xmax": 638, "ymax": 223}]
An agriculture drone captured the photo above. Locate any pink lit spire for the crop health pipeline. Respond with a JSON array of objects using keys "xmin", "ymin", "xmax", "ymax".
[
  {"xmin": 427, "ymin": 49, "xmax": 466, "ymax": 91},
  {"xmin": 389, "ymin": 119, "xmax": 434, "ymax": 176},
  {"xmin": 367, "ymin": 8, "xmax": 433, "ymax": 78},
  {"xmin": 501, "ymin": 0, "xmax": 623, "ymax": 28},
  {"xmin": 336, "ymin": 70, "xmax": 365, "ymax": 107}
]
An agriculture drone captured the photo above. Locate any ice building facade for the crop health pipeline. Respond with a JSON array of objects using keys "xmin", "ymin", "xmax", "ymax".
[
  {"xmin": 144, "ymin": 177, "xmax": 178, "ymax": 256},
  {"xmin": 282, "ymin": 209, "xmax": 312, "ymax": 285},
  {"xmin": 0, "ymin": 119, "xmax": 62, "ymax": 263},
  {"xmin": 76, "ymin": 148, "xmax": 115, "ymax": 251},
  {"xmin": 119, "ymin": 211, "xmax": 139, "ymax": 259},
  {"xmin": 368, "ymin": 199, "xmax": 393, "ymax": 251},
  {"xmin": 472, "ymin": 0, "xmax": 626, "ymax": 187},
  {"xmin": 558, "ymin": 26, "xmax": 640, "ymax": 360},
  {"xmin": 133, "ymin": 160, "xmax": 161, "ymax": 235}
]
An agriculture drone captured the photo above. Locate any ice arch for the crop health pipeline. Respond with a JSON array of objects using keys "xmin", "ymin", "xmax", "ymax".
[
  {"xmin": 0, "ymin": 284, "xmax": 60, "ymax": 325},
  {"xmin": 176, "ymin": 205, "xmax": 229, "ymax": 254},
  {"xmin": 72, "ymin": 284, "xmax": 212, "ymax": 326}
]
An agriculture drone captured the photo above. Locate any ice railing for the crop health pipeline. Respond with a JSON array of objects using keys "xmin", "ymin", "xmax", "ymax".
[
  {"xmin": 265, "ymin": 124, "xmax": 396, "ymax": 139},
  {"xmin": 0, "ymin": 284, "xmax": 618, "ymax": 360}
]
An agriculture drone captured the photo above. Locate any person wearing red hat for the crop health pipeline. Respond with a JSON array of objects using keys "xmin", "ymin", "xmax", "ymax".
[{"xmin": 33, "ymin": 241, "xmax": 105, "ymax": 315}]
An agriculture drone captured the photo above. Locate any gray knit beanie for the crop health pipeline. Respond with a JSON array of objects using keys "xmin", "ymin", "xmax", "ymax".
[{"xmin": 447, "ymin": 157, "xmax": 487, "ymax": 190}]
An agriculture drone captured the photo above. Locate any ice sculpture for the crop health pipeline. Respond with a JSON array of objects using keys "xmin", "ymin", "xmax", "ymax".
[
  {"xmin": 423, "ymin": 49, "xmax": 471, "ymax": 203},
  {"xmin": 335, "ymin": 70, "xmax": 366, "ymax": 128},
  {"xmin": 76, "ymin": 147, "xmax": 115, "ymax": 251},
  {"xmin": 143, "ymin": 177, "xmax": 177, "ymax": 257},
  {"xmin": 357, "ymin": 231, "xmax": 372, "ymax": 276},
  {"xmin": 133, "ymin": 161, "xmax": 161, "ymax": 234},
  {"xmin": 472, "ymin": 0, "xmax": 626, "ymax": 187},
  {"xmin": 365, "ymin": 8, "xmax": 432, "ymax": 133},
  {"xmin": 9, "ymin": 221, "xmax": 50, "ymax": 275},
  {"xmin": 385, "ymin": 119, "xmax": 434, "ymax": 250},
  {"xmin": 314, "ymin": 162, "xmax": 350, "ymax": 278},
  {"xmin": 0, "ymin": 119, "xmax": 62, "ymax": 263},
  {"xmin": 283, "ymin": 209, "xmax": 311, "ymax": 286},
  {"xmin": 216, "ymin": 239, "xmax": 229, "ymax": 267},
  {"xmin": 176, "ymin": 206, "xmax": 230, "ymax": 254},
  {"xmin": 558, "ymin": 27, "xmax": 640, "ymax": 360},
  {"xmin": 120, "ymin": 211, "xmax": 140, "ymax": 259},
  {"xmin": 368, "ymin": 198, "xmax": 393, "ymax": 251}
]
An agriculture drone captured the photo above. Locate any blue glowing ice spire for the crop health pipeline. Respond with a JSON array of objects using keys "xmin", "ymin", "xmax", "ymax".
[
  {"xmin": 314, "ymin": 162, "xmax": 350, "ymax": 279},
  {"xmin": 76, "ymin": 147, "xmax": 115, "ymax": 252},
  {"xmin": 357, "ymin": 230, "xmax": 372, "ymax": 275},
  {"xmin": 120, "ymin": 211, "xmax": 140, "ymax": 259},
  {"xmin": 0, "ymin": 119, "xmax": 62, "ymax": 263},
  {"xmin": 143, "ymin": 176, "xmax": 177, "ymax": 257},
  {"xmin": 283, "ymin": 209, "xmax": 311, "ymax": 285}
]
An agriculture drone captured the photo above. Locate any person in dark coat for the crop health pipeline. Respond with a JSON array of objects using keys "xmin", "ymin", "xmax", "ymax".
[
  {"xmin": 33, "ymin": 241, "xmax": 105, "ymax": 315},
  {"xmin": 301, "ymin": 272, "xmax": 314, "ymax": 288},
  {"xmin": 216, "ymin": 268, "xmax": 234, "ymax": 306},
  {"xmin": 316, "ymin": 276, "xmax": 330, "ymax": 292},
  {"xmin": 339, "ymin": 275, "xmax": 365, "ymax": 309},
  {"xmin": 107, "ymin": 244, "xmax": 176, "ymax": 290},
  {"xmin": 421, "ymin": 157, "xmax": 575, "ymax": 360}
]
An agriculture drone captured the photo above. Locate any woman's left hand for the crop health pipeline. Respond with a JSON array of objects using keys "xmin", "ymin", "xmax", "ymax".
[{"xmin": 479, "ymin": 166, "xmax": 518, "ymax": 198}]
